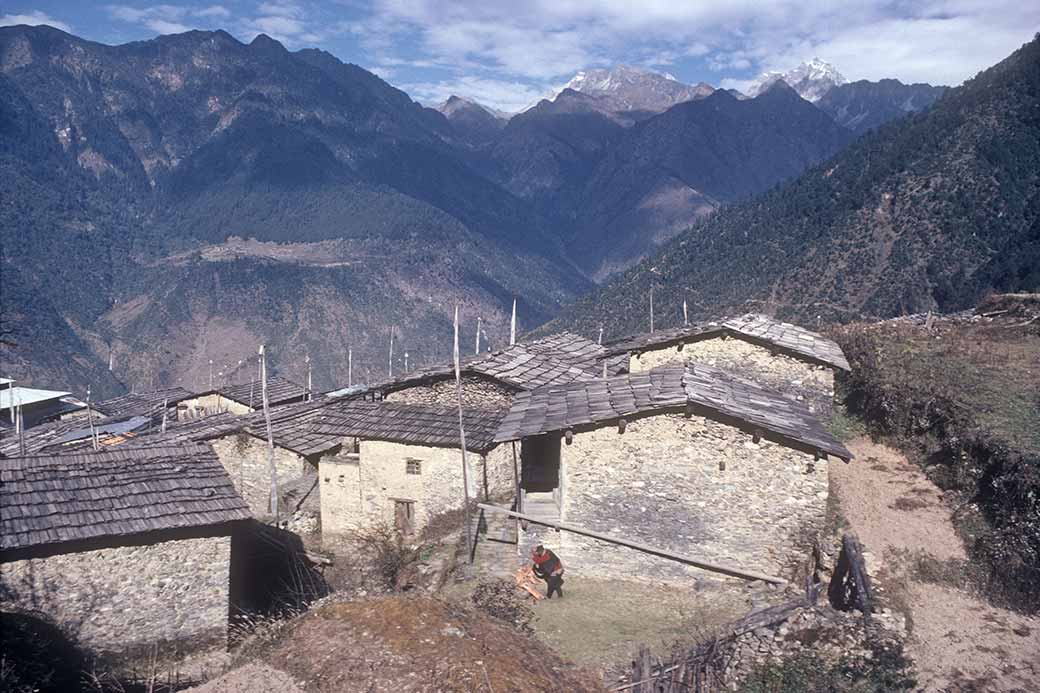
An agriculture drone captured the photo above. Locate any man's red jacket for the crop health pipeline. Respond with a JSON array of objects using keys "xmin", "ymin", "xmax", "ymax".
[{"xmin": 532, "ymin": 548, "xmax": 563, "ymax": 576}]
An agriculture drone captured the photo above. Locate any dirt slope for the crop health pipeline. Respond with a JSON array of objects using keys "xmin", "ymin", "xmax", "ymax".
[
  {"xmin": 833, "ymin": 438, "xmax": 1040, "ymax": 692},
  {"xmin": 193, "ymin": 596, "xmax": 604, "ymax": 693}
]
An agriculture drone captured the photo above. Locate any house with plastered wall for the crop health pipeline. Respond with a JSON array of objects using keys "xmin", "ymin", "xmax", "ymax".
[{"xmin": 485, "ymin": 364, "xmax": 852, "ymax": 586}]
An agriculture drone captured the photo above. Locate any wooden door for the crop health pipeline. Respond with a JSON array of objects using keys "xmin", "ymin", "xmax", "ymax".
[{"xmin": 394, "ymin": 500, "xmax": 415, "ymax": 535}]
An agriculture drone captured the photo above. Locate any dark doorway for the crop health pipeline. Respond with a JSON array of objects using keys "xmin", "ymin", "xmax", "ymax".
[
  {"xmin": 520, "ymin": 434, "xmax": 561, "ymax": 492},
  {"xmin": 394, "ymin": 500, "xmax": 416, "ymax": 535}
]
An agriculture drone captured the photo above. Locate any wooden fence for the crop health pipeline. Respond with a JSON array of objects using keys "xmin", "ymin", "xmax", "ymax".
[{"xmin": 617, "ymin": 533, "xmax": 873, "ymax": 692}]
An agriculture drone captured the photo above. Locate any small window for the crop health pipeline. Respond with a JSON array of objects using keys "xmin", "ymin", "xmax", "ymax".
[{"xmin": 406, "ymin": 459, "xmax": 422, "ymax": 475}]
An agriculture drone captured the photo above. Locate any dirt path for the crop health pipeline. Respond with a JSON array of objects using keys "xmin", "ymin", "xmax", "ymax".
[{"xmin": 833, "ymin": 438, "xmax": 1039, "ymax": 692}]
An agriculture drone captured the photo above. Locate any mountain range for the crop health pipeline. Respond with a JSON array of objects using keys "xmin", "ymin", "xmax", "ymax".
[
  {"xmin": 0, "ymin": 24, "xmax": 979, "ymax": 397},
  {"xmin": 747, "ymin": 58, "xmax": 849, "ymax": 102},
  {"xmin": 544, "ymin": 35, "xmax": 1040, "ymax": 340}
]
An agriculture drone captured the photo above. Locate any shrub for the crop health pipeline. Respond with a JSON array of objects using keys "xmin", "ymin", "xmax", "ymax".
[
  {"xmin": 470, "ymin": 579, "xmax": 534, "ymax": 633},
  {"xmin": 351, "ymin": 523, "xmax": 426, "ymax": 592}
]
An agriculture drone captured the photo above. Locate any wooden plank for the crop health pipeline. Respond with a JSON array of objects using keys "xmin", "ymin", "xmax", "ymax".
[{"xmin": 477, "ymin": 503, "xmax": 787, "ymax": 585}]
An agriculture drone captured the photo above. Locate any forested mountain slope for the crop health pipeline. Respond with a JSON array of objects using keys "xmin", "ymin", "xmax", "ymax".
[
  {"xmin": 0, "ymin": 25, "xmax": 586, "ymax": 397},
  {"xmin": 546, "ymin": 36, "xmax": 1040, "ymax": 340},
  {"xmin": 569, "ymin": 83, "xmax": 854, "ymax": 279}
]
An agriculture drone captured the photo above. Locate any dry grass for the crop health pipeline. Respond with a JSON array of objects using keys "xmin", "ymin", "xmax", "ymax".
[
  {"xmin": 254, "ymin": 595, "xmax": 606, "ymax": 692},
  {"xmin": 833, "ymin": 314, "xmax": 1040, "ymax": 609}
]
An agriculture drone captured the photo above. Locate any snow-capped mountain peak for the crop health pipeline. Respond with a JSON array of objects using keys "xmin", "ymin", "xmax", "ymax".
[
  {"xmin": 747, "ymin": 58, "xmax": 847, "ymax": 102},
  {"xmin": 547, "ymin": 65, "xmax": 714, "ymax": 115}
]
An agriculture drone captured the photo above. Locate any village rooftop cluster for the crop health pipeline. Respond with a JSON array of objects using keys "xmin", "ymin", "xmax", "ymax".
[{"xmin": 0, "ymin": 313, "xmax": 853, "ymax": 661}]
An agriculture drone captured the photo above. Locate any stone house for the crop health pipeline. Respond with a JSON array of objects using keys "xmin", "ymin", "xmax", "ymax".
[
  {"xmin": 371, "ymin": 332, "xmax": 622, "ymax": 409},
  {"xmin": 490, "ymin": 364, "xmax": 852, "ymax": 586},
  {"xmin": 605, "ymin": 314, "xmax": 851, "ymax": 419},
  {"xmin": 133, "ymin": 401, "xmax": 342, "ymax": 530},
  {"xmin": 0, "ymin": 444, "xmax": 250, "ymax": 661},
  {"xmin": 177, "ymin": 377, "xmax": 310, "ymax": 418},
  {"xmin": 313, "ymin": 401, "xmax": 512, "ymax": 537}
]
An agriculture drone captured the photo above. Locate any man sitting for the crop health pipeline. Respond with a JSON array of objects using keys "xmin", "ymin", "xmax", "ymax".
[{"xmin": 531, "ymin": 544, "xmax": 565, "ymax": 599}]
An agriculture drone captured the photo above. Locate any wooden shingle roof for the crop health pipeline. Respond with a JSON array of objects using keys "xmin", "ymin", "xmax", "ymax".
[
  {"xmin": 377, "ymin": 343, "xmax": 596, "ymax": 395},
  {"xmin": 129, "ymin": 411, "xmax": 242, "ymax": 446},
  {"xmin": 93, "ymin": 387, "xmax": 194, "ymax": 419},
  {"xmin": 605, "ymin": 314, "xmax": 850, "ymax": 371},
  {"xmin": 524, "ymin": 332, "xmax": 627, "ymax": 376},
  {"xmin": 0, "ymin": 444, "xmax": 250, "ymax": 553},
  {"xmin": 217, "ymin": 377, "xmax": 309, "ymax": 408},
  {"xmin": 314, "ymin": 400, "xmax": 505, "ymax": 454},
  {"xmin": 494, "ymin": 365, "xmax": 851, "ymax": 460},
  {"xmin": 252, "ymin": 399, "xmax": 344, "ymax": 456},
  {"xmin": 132, "ymin": 400, "xmax": 343, "ymax": 457}
]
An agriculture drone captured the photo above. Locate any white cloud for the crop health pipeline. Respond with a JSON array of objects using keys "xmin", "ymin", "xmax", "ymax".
[
  {"xmin": 0, "ymin": 10, "xmax": 72, "ymax": 33},
  {"xmin": 146, "ymin": 17, "xmax": 192, "ymax": 33},
  {"xmin": 238, "ymin": 1, "xmax": 340, "ymax": 45},
  {"xmin": 196, "ymin": 5, "xmax": 231, "ymax": 18},
  {"xmin": 107, "ymin": 4, "xmax": 235, "ymax": 35},
  {"xmin": 257, "ymin": 1, "xmax": 302, "ymax": 18},
  {"xmin": 364, "ymin": 0, "xmax": 1040, "ymax": 89}
]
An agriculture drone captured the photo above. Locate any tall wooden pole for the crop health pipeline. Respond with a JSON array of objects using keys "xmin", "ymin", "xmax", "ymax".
[
  {"xmin": 474, "ymin": 317, "xmax": 481, "ymax": 355},
  {"xmin": 15, "ymin": 387, "xmax": 25, "ymax": 456},
  {"xmin": 86, "ymin": 386, "xmax": 99, "ymax": 451},
  {"xmin": 453, "ymin": 306, "xmax": 474, "ymax": 560},
  {"xmin": 17, "ymin": 401, "xmax": 25, "ymax": 456},
  {"xmin": 348, "ymin": 347, "xmax": 353, "ymax": 387},
  {"xmin": 305, "ymin": 355, "xmax": 312, "ymax": 402},
  {"xmin": 259, "ymin": 345, "xmax": 278, "ymax": 520},
  {"xmin": 650, "ymin": 287, "xmax": 655, "ymax": 333},
  {"xmin": 683, "ymin": 299, "xmax": 689, "ymax": 326},
  {"xmin": 598, "ymin": 324, "xmax": 604, "ymax": 345},
  {"xmin": 510, "ymin": 298, "xmax": 517, "ymax": 346},
  {"xmin": 208, "ymin": 359, "xmax": 213, "ymax": 390},
  {"xmin": 388, "ymin": 326, "xmax": 395, "ymax": 378}
]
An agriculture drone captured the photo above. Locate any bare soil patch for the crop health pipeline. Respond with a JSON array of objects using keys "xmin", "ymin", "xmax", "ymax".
[
  {"xmin": 186, "ymin": 663, "xmax": 305, "ymax": 693},
  {"xmin": 227, "ymin": 595, "xmax": 604, "ymax": 692},
  {"xmin": 833, "ymin": 438, "xmax": 1040, "ymax": 691}
]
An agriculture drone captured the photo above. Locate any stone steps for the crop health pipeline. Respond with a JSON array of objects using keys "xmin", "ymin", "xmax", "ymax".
[
  {"xmin": 459, "ymin": 502, "xmax": 521, "ymax": 578},
  {"xmin": 518, "ymin": 492, "xmax": 562, "ymax": 559}
]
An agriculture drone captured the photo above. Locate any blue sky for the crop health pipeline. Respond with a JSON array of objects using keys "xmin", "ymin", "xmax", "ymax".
[{"xmin": 3, "ymin": 1, "xmax": 1039, "ymax": 112}]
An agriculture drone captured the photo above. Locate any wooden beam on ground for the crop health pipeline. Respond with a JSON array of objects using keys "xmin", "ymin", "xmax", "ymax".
[{"xmin": 477, "ymin": 503, "xmax": 788, "ymax": 585}]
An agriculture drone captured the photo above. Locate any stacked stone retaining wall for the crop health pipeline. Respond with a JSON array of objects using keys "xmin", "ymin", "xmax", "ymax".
[{"xmin": 0, "ymin": 533, "xmax": 232, "ymax": 660}]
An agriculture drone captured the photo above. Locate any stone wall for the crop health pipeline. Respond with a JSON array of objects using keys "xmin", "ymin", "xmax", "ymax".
[
  {"xmin": 483, "ymin": 442, "xmax": 518, "ymax": 502},
  {"xmin": 319, "ymin": 451, "xmax": 364, "ymax": 535},
  {"xmin": 209, "ymin": 434, "xmax": 310, "ymax": 517},
  {"xmin": 320, "ymin": 441, "xmax": 514, "ymax": 537},
  {"xmin": 178, "ymin": 393, "xmax": 253, "ymax": 418},
  {"xmin": 0, "ymin": 533, "xmax": 231, "ymax": 659},
  {"xmin": 557, "ymin": 412, "xmax": 829, "ymax": 587},
  {"xmin": 384, "ymin": 374, "xmax": 515, "ymax": 409},
  {"xmin": 629, "ymin": 336, "xmax": 836, "ymax": 418}
]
